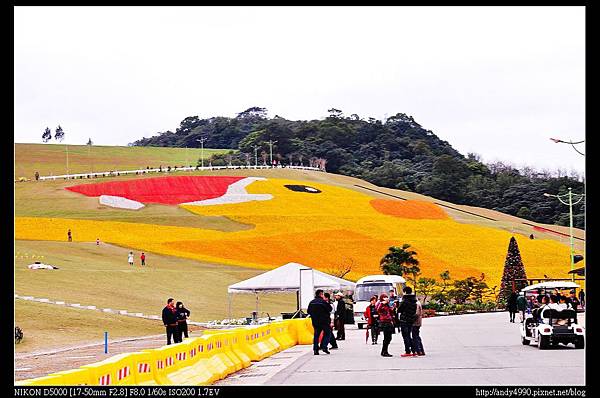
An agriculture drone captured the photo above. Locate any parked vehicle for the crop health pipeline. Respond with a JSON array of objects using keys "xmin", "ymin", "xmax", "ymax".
[
  {"xmin": 520, "ymin": 281, "xmax": 585, "ymax": 349},
  {"xmin": 353, "ymin": 275, "xmax": 406, "ymax": 329}
]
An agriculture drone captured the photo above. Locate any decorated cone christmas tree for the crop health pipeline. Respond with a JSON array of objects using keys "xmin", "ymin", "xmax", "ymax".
[{"xmin": 498, "ymin": 236, "xmax": 528, "ymax": 304}]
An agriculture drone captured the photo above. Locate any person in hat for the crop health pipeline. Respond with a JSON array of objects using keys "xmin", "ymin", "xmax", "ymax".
[{"xmin": 334, "ymin": 292, "xmax": 346, "ymax": 341}]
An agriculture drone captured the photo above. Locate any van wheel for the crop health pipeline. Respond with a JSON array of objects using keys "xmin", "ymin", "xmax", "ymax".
[
  {"xmin": 574, "ymin": 337, "xmax": 584, "ymax": 349},
  {"xmin": 538, "ymin": 335, "xmax": 550, "ymax": 350},
  {"xmin": 357, "ymin": 323, "xmax": 364, "ymax": 330},
  {"xmin": 521, "ymin": 336, "xmax": 530, "ymax": 345}
]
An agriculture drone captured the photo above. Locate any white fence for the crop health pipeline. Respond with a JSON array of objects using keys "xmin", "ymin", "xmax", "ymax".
[{"xmin": 37, "ymin": 165, "xmax": 323, "ymax": 181}]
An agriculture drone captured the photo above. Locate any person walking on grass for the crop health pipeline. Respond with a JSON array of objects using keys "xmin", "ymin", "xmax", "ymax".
[
  {"xmin": 128, "ymin": 251, "xmax": 134, "ymax": 266},
  {"xmin": 67, "ymin": 229, "xmax": 72, "ymax": 242},
  {"xmin": 176, "ymin": 301, "xmax": 191, "ymax": 339},
  {"xmin": 140, "ymin": 252, "xmax": 146, "ymax": 266},
  {"xmin": 307, "ymin": 289, "xmax": 332, "ymax": 355},
  {"xmin": 397, "ymin": 286, "xmax": 418, "ymax": 357},
  {"xmin": 323, "ymin": 293, "xmax": 338, "ymax": 350},
  {"xmin": 376, "ymin": 293, "xmax": 395, "ymax": 357},
  {"xmin": 162, "ymin": 298, "xmax": 179, "ymax": 345}
]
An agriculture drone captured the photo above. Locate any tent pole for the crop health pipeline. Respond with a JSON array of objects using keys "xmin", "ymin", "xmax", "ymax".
[
  {"xmin": 296, "ymin": 290, "xmax": 300, "ymax": 311},
  {"xmin": 228, "ymin": 293, "xmax": 232, "ymax": 319}
]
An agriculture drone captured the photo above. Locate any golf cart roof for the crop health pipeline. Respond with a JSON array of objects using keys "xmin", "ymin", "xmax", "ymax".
[{"xmin": 521, "ymin": 281, "xmax": 580, "ymax": 292}]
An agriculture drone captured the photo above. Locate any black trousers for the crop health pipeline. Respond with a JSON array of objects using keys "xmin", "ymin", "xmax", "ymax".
[
  {"xmin": 370, "ymin": 324, "xmax": 379, "ymax": 343},
  {"xmin": 380, "ymin": 323, "xmax": 393, "ymax": 354},
  {"xmin": 329, "ymin": 324, "xmax": 338, "ymax": 348},
  {"xmin": 312, "ymin": 324, "xmax": 329, "ymax": 352},
  {"xmin": 178, "ymin": 321, "xmax": 189, "ymax": 339},
  {"xmin": 335, "ymin": 318, "xmax": 345, "ymax": 339},
  {"xmin": 166, "ymin": 325, "xmax": 179, "ymax": 345}
]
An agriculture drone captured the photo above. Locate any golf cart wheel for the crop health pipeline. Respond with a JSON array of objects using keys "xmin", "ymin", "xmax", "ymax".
[
  {"xmin": 574, "ymin": 337, "xmax": 584, "ymax": 349},
  {"xmin": 357, "ymin": 323, "xmax": 364, "ymax": 330},
  {"xmin": 538, "ymin": 335, "xmax": 550, "ymax": 350},
  {"xmin": 521, "ymin": 336, "xmax": 530, "ymax": 345}
]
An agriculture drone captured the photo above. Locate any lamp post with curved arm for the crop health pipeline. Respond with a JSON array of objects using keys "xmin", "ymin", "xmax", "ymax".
[
  {"xmin": 549, "ymin": 138, "xmax": 585, "ymax": 156},
  {"xmin": 544, "ymin": 188, "xmax": 585, "ymax": 281},
  {"xmin": 196, "ymin": 138, "xmax": 207, "ymax": 168}
]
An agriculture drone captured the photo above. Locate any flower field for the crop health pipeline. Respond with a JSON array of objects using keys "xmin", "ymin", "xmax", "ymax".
[{"xmin": 15, "ymin": 177, "xmax": 578, "ymax": 285}]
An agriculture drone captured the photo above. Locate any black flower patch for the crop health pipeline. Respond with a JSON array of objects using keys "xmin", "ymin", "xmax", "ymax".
[{"xmin": 284, "ymin": 185, "xmax": 322, "ymax": 194}]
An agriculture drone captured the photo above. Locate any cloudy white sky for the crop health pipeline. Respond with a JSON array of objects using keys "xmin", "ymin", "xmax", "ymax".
[{"xmin": 14, "ymin": 6, "xmax": 585, "ymax": 174}]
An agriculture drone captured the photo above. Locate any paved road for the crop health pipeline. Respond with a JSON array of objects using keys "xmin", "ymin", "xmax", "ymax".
[{"xmin": 218, "ymin": 312, "xmax": 585, "ymax": 385}]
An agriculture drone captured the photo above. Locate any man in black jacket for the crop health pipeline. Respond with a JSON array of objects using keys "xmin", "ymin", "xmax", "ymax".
[
  {"xmin": 334, "ymin": 292, "xmax": 346, "ymax": 340},
  {"xmin": 307, "ymin": 289, "xmax": 332, "ymax": 355},
  {"xmin": 397, "ymin": 287, "xmax": 418, "ymax": 357},
  {"xmin": 162, "ymin": 298, "xmax": 179, "ymax": 345}
]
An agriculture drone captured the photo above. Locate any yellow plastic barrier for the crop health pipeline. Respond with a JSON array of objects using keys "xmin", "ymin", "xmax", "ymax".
[
  {"xmin": 207, "ymin": 333, "xmax": 238, "ymax": 377},
  {"xmin": 142, "ymin": 345, "xmax": 179, "ymax": 385},
  {"xmin": 245, "ymin": 326, "xmax": 272, "ymax": 360},
  {"xmin": 127, "ymin": 351, "xmax": 158, "ymax": 385},
  {"xmin": 198, "ymin": 334, "xmax": 229, "ymax": 380},
  {"xmin": 183, "ymin": 337, "xmax": 221, "ymax": 384},
  {"xmin": 291, "ymin": 318, "xmax": 314, "ymax": 344},
  {"xmin": 262, "ymin": 324, "xmax": 283, "ymax": 353},
  {"xmin": 271, "ymin": 321, "xmax": 295, "ymax": 349},
  {"xmin": 228, "ymin": 329, "xmax": 252, "ymax": 368},
  {"xmin": 166, "ymin": 339, "xmax": 214, "ymax": 385},
  {"xmin": 80, "ymin": 353, "xmax": 137, "ymax": 386},
  {"xmin": 49, "ymin": 368, "xmax": 95, "ymax": 385}
]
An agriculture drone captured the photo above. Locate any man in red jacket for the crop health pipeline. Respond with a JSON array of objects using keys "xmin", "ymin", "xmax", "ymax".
[{"xmin": 140, "ymin": 252, "xmax": 146, "ymax": 266}]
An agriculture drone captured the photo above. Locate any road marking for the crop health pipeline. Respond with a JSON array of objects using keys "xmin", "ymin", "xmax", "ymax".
[
  {"xmin": 15, "ymin": 368, "xmax": 32, "ymax": 371},
  {"xmin": 65, "ymin": 355, "xmax": 96, "ymax": 359}
]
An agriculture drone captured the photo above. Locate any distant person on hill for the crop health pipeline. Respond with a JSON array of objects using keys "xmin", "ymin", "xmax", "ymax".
[
  {"xmin": 34, "ymin": 171, "xmax": 40, "ymax": 181},
  {"xmin": 96, "ymin": 238, "xmax": 100, "ymax": 246},
  {"xmin": 67, "ymin": 229, "xmax": 72, "ymax": 242},
  {"xmin": 176, "ymin": 301, "xmax": 191, "ymax": 340},
  {"xmin": 507, "ymin": 292, "xmax": 518, "ymax": 323},
  {"xmin": 529, "ymin": 234, "xmax": 534, "ymax": 239},
  {"xmin": 128, "ymin": 251, "xmax": 134, "ymax": 266},
  {"xmin": 162, "ymin": 298, "xmax": 179, "ymax": 345},
  {"xmin": 140, "ymin": 252, "xmax": 146, "ymax": 266}
]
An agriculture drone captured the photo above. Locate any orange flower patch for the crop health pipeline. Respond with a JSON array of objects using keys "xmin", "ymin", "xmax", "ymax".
[{"xmin": 370, "ymin": 199, "xmax": 448, "ymax": 219}]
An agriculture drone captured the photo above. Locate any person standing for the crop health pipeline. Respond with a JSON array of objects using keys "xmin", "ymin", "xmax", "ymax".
[
  {"xmin": 96, "ymin": 238, "xmax": 100, "ymax": 246},
  {"xmin": 507, "ymin": 292, "xmax": 518, "ymax": 323},
  {"xmin": 364, "ymin": 295, "xmax": 380, "ymax": 344},
  {"xmin": 412, "ymin": 295, "xmax": 426, "ymax": 356},
  {"xmin": 388, "ymin": 289, "xmax": 399, "ymax": 307},
  {"xmin": 334, "ymin": 292, "xmax": 346, "ymax": 341},
  {"xmin": 307, "ymin": 289, "xmax": 332, "ymax": 355},
  {"xmin": 67, "ymin": 229, "xmax": 72, "ymax": 242},
  {"xmin": 323, "ymin": 293, "xmax": 338, "ymax": 350},
  {"xmin": 176, "ymin": 301, "xmax": 191, "ymax": 340},
  {"xmin": 140, "ymin": 252, "xmax": 146, "ymax": 266},
  {"xmin": 376, "ymin": 293, "xmax": 395, "ymax": 357},
  {"xmin": 397, "ymin": 286, "xmax": 418, "ymax": 357},
  {"xmin": 517, "ymin": 292, "xmax": 527, "ymax": 323},
  {"xmin": 578, "ymin": 289, "xmax": 585, "ymax": 309},
  {"xmin": 128, "ymin": 251, "xmax": 134, "ymax": 266},
  {"xmin": 162, "ymin": 298, "xmax": 179, "ymax": 345}
]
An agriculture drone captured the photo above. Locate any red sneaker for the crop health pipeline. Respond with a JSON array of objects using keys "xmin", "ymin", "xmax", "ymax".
[
  {"xmin": 417, "ymin": 352, "xmax": 426, "ymax": 356},
  {"xmin": 412, "ymin": 353, "xmax": 418, "ymax": 356},
  {"xmin": 400, "ymin": 353, "xmax": 413, "ymax": 357}
]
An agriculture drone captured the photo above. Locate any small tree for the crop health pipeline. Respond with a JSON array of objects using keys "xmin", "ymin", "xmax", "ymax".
[
  {"xmin": 469, "ymin": 273, "xmax": 489, "ymax": 302},
  {"xmin": 449, "ymin": 276, "xmax": 480, "ymax": 304},
  {"xmin": 416, "ymin": 277, "xmax": 437, "ymax": 304},
  {"xmin": 54, "ymin": 125, "xmax": 65, "ymax": 141},
  {"xmin": 432, "ymin": 270, "xmax": 451, "ymax": 305},
  {"xmin": 380, "ymin": 244, "xmax": 420, "ymax": 290},
  {"xmin": 42, "ymin": 127, "xmax": 52, "ymax": 143},
  {"xmin": 327, "ymin": 257, "xmax": 354, "ymax": 279}
]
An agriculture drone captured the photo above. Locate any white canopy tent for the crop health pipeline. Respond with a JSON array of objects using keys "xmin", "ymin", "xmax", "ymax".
[{"xmin": 227, "ymin": 262, "xmax": 356, "ymax": 318}]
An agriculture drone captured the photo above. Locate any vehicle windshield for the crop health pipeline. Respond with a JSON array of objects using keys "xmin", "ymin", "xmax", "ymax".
[{"xmin": 355, "ymin": 283, "xmax": 393, "ymax": 301}]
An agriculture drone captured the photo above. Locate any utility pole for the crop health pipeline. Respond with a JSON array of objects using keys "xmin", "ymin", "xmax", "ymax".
[
  {"xmin": 196, "ymin": 138, "xmax": 207, "ymax": 168},
  {"xmin": 65, "ymin": 143, "xmax": 69, "ymax": 175},
  {"xmin": 543, "ymin": 188, "xmax": 585, "ymax": 281},
  {"xmin": 268, "ymin": 140, "xmax": 277, "ymax": 167}
]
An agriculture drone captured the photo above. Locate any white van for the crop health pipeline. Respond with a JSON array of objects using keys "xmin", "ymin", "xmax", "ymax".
[{"xmin": 353, "ymin": 275, "xmax": 406, "ymax": 329}]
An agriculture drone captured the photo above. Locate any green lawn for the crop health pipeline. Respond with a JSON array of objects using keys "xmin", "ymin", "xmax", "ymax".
[
  {"xmin": 14, "ymin": 143, "xmax": 229, "ymax": 179},
  {"xmin": 15, "ymin": 240, "xmax": 297, "ymax": 324},
  {"xmin": 14, "ymin": 300, "xmax": 163, "ymax": 353}
]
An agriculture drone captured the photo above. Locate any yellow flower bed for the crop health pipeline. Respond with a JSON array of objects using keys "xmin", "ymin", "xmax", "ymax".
[{"xmin": 15, "ymin": 178, "xmax": 577, "ymax": 285}]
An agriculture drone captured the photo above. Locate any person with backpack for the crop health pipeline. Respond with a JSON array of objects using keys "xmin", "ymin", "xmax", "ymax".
[
  {"xmin": 397, "ymin": 286, "xmax": 418, "ymax": 357},
  {"xmin": 376, "ymin": 293, "xmax": 395, "ymax": 357}
]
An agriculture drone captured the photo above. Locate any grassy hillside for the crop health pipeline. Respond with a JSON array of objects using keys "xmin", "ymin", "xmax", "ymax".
[{"xmin": 14, "ymin": 143, "xmax": 229, "ymax": 179}]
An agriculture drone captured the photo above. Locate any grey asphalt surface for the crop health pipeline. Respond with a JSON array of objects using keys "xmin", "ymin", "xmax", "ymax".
[{"xmin": 219, "ymin": 311, "xmax": 586, "ymax": 386}]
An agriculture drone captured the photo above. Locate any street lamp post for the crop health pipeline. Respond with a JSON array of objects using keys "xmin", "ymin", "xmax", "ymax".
[
  {"xmin": 268, "ymin": 140, "xmax": 277, "ymax": 167},
  {"xmin": 196, "ymin": 138, "xmax": 207, "ymax": 168},
  {"xmin": 549, "ymin": 138, "xmax": 585, "ymax": 156},
  {"xmin": 544, "ymin": 188, "xmax": 585, "ymax": 281},
  {"xmin": 65, "ymin": 143, "xmax": 69, "ymax": 175},
  {"xmin": 252, "ymin": 145, "xmax": 259, "ymax": 168}
]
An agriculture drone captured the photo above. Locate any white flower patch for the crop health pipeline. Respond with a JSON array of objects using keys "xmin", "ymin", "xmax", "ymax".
[
  {"xmin": 183, "ymin": 177, "xmax": 273, "ymax": 206},
  {"xmin": 99, "ymin": 195, "xmax": 145, "ymax": 210}
]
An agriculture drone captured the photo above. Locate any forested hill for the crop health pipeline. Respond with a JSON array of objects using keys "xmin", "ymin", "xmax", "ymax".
[{"xmin": 131, "ymin": 107, "xmax": 584, "ymax": 228}]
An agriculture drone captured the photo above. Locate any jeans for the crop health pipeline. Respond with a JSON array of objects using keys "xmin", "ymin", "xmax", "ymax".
[
  {"xmin": 312, "ymin": 324, "xmax": 329, "ymax": 351},
  {"xmin": 400, "ymin": 323, "xmax": 413, "ymax": 354},
  {"xmin": 411, "ymin": 325, "xmax": 424, "ymax": 354}
]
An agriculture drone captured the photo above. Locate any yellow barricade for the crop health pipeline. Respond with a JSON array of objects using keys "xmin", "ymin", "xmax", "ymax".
[
  {"xmin": 262, "ymin": 324, "xmax": 282, "ymax": 353},
  {"xmin": 142, "ymin": 344, "xmax": 179, "ymax": 385},
  {"xmin": 128, "ymin": 351, "xmax": 157, "ymax": 385},
  {"xmin": 184, "ymin": 336, "xmax": 221, "ymax": 384},
  {"xmin": 245, "ymin": 326, "xmax": 272, "ymax": 360},
  {"xmin": 291, "ymin": 318, "xmax": 314, "ymax": 345},
  {"xmin": 49, "ymin": 368, "xmax": 95, "ymax": 385},
  {"xmin": 207, "ymin": 333, "xmax": 237, "ymax": 377},
  {"xmin": 202, "ymin": 329, "xmax": 245, "ymax": 372},
  {"xmin": 80, "ymin": 353, "xmax": 137, "ymax": 386},
  {"xmin": 197, "ymin": 334, "xmax": 229, "ymax": 380},
  {"xmin": 228, "ymin": 329, "xmax": 252, "ymax": 368},
  {"xmin": 271, "ymin": 321, "xmax": 295, "ymax": 349},
  {"xmin": 166, "ymin": 339, "xmax": 213, "ymax": 385}
]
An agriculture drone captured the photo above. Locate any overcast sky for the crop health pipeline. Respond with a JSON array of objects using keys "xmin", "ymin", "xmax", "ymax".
[{"xmin": 14, "ymin": 6, "xmax": 585, "ymax": 174}]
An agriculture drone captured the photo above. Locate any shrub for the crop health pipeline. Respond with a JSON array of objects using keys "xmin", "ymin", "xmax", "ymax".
[{"xmin": 422, "ymin": 309, "xmax": 436, "ymax": 318}]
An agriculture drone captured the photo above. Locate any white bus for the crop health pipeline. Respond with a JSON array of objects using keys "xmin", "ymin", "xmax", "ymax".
[{"xmin": 353, "ymin": 275, "xmax": 406, "ymax": 329}]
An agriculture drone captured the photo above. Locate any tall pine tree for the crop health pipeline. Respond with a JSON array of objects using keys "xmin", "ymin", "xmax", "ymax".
[{"xmin": 498, "ymin": 236, "xmax": 528, "ymax": 304}]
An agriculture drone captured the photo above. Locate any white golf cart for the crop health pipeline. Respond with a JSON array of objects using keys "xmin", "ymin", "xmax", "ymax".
[{"xmin": 520, "ymin": 281, "xmax": 585, "ymax": 350}]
